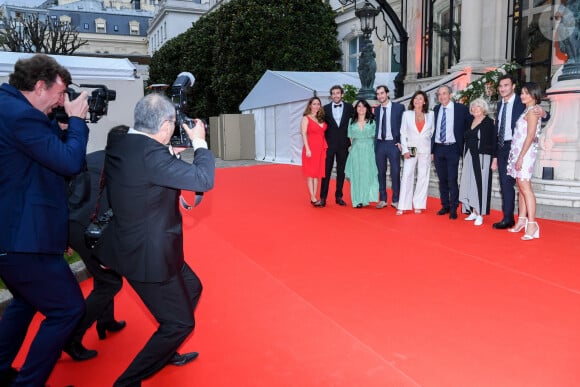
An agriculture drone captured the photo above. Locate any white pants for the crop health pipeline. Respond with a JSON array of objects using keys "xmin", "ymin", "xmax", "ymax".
[{"xmin": 398, "ymin": 152, "xmax": 431, "ymax": 210}]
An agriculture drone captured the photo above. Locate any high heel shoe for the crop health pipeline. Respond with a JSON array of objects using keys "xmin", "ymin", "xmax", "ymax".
[
  {"xmin": 96, "ymin": 320, "xmax": 127, "ymax": 340},
  {"xmin": 521, "ymin": 222, "xmax": 540, "ymax": 240},
  {"xmin": 508, "ymin": 217, "xmax": 527, "ymax": 233}
]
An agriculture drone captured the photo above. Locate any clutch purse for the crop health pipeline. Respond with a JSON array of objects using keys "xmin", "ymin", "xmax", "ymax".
[{"xmin": 407, "ymin": 147, "xmax": 417, "ymax": 157}]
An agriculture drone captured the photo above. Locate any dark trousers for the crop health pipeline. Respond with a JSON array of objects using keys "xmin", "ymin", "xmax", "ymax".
[
  {"xmin": 68, "ymin": 221, "xmax": 123, "ymax": 343},
  {"xmin": 375, "ymin": 140, "xmax": 401, "ymax": 203},
  {"xmin": 497, "ymin": 141, "xmax": 516, "ymax": 223},
  {"xmin": 114, "ymin": 263, "xmax": 202, "ymax": 387},
  {"xmin": 433, "ymin": 143, "xmax": 461, "ymax": 210},
  {"xmin": 0, "ymin": 253, "xmax": 84, "ymax": 386},
  {"xmin": 320, "ymin": 146, "xmax": 348, "ymax": 201}
]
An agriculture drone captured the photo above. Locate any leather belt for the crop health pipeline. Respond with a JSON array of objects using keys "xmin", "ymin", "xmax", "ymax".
[{"xmin": 437, "ymin": 142, "xmax": 455, "ymax": 146}]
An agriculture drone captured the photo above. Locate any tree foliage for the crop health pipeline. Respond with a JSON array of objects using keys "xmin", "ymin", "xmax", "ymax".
[
  {"xmin": 149, "ymin": 0, "xmax": 341, "ymax": 118},
  {"xmin": 0, "ymin": 13, "xmax": 88, "ymax": 54}
]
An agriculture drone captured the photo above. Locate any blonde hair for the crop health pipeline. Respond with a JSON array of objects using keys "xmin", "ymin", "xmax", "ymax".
[{"xmin": 470, "ymin": 98, "xmax": 489, "ymax": 115}]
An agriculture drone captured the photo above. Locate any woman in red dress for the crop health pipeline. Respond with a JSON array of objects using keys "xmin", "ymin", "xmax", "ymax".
[{"xmin": 301, "ymin": 97, "xmax": 328, "ymax": 206}]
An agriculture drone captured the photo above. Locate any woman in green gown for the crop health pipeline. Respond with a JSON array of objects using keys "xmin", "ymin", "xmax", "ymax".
[{"xmin": 345, "ymin": 99, "xmax": 378, "ymax": 208}]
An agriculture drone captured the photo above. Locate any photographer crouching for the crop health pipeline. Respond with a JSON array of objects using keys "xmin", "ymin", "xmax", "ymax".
[{"xmin": 97, "ymin": 93, "xmax": 215, "ymax": 386}]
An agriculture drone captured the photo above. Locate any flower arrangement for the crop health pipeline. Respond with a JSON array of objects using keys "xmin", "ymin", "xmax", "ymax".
[{"xmin": 456, "ymin": 62, "xmax": 521, "ymax": 106}]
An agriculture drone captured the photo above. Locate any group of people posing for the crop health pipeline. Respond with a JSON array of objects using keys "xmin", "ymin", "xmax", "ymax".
[{"xmin": 301, "ymin": 78, "xmax": 548, "ymax": 241}]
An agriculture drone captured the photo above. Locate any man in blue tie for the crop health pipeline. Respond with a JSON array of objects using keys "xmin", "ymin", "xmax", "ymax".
[
  {"xmin": 432, "ymin": 85, "xmax": 471, "ymax": 219},
  {"xmin": 491, "ymin": 74, "xmax": 549, "ymax": 229},
  {"xmin": 374, "ymin": 85, "xmax": 404, "ymax": 209}
]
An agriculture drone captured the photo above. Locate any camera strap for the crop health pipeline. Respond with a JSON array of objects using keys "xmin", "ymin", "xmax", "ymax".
[{"xmin": 89, "ymin": 167, "xmax": 106, "ymax": 223}]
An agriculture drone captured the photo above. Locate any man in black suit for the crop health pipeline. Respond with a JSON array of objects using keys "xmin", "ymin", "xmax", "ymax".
[
  {"xmin": 320, "ymin": 85, "xmax": 354, "ymax": 207},
  {"xmin": 63, "ymin": 126, "xmax": 129, "ymax": 362},
  {"xmin": 432, "ymin": 85, "xmax": 471, "ymax": 219},
  {"xmin": 491, "ymin": 75, "xmax": 549, "ymax": 229},
  {"xmin": 374, "ymin": 85, "xmax": 405, "ymax": 209},
  {"xmin": 98, "ymin": 94, "xmax": 215, "ymax": 386}
]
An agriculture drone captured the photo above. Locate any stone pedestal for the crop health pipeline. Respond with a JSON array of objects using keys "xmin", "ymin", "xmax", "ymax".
[{"xmin": 537, "ymin": 77, "xmax": 580, "ymax": 180}]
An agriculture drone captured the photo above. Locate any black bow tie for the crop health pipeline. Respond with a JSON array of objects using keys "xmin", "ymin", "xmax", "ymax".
[{"xmin": 334, "ymin": 104, "xmax": 342, "ymax": 108}]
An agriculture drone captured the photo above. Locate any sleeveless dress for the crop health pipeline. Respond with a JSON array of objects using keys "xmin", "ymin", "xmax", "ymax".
[
  {"xmin": 344, "ymin": 120, "xmax": 378, "ymax": 206},
  {"xmin": 507, "ymin": 107, "xmax": 541, "ymax": 181},
  {"xmin": 301, "ymin": 116, "xmax": 328, "ymax": 178}
]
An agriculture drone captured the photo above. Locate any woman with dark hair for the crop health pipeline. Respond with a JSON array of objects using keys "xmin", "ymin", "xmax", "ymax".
[
  {"xmin": 397, "ymin": 90, "xmax": 435, "ymax": 214},
  {"xmin": 301, "ymin": 97, "xmax": 327, "ymax": 206},
  {"xmin": 507, "ymin": 82, "xmax": 543, "ymax": 240},
  {"xmin": 344, "ymin": 99, "xmax": 378, "ymax": 207}
]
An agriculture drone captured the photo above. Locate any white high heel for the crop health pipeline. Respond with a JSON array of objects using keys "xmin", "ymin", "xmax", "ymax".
[
  {"xmin": 521, "ymin": 221, "xmax": 540, "ymax": 240},
  {"xmin": 508, "ymin": 217, "xmax": 528, "ymax": 233}
]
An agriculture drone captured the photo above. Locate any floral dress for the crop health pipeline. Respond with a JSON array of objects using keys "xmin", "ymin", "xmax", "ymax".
[{"xmin": 507, "ymin": 106, "xmax": 541, "ymax": 181}]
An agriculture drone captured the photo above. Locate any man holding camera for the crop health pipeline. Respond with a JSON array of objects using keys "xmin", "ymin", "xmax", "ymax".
[
  {"xmin": 97, "ymin": 93, "xmax": 215, "ymax": 386},
  {"xmin": 0, "ymin": 54, "xmax": 89, "ymax": 386}
]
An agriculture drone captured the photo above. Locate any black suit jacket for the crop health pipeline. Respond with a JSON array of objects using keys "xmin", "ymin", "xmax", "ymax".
[
  {"xmin": 373, "ymin": 102, "xmax": 405, "ymax": 143},
  {"xmin": 493, "ymin": 95, "xmax": 526, "ymax": 157},
  {"xmin": 323, "ymin": 102, "xmax": 354, "ymax": 151},
  {"xmin": 432, "ymin": 101, "xmax": 471, "ymax": 156},
  {"xmin": 98, "ymin": 132, "xmax": 215, "ymax": 283},
  {"xmin": 68, "ymin": 150, "xmax": 108, "ymax": 227}
]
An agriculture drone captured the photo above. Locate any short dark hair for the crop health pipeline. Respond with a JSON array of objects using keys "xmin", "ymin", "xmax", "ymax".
[
  {"xmin": 9, "ymin": 54, "xmax": 72, "ymax": 92},
  {"xmin": 329, "ymin": 85, "xmax": 344, "ymax": 95},
  {"xmin": 376, "ymin": 85, "xmax": 389, "ymax": 94},
  {"xmin": 408, "ymin": 90, "xmax": 429, "ymax": 113},
  {"xmin": 498, "ymin": 74, "xmax": 516, "ymax": 85},
  {"xmin": 522, "ymin": 82, "xmax": 543, "ymax": 105}
]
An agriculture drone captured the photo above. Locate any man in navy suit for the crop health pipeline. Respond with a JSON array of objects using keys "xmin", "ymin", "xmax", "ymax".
[
  {"xmin": 374, "ymin": 85, "xmax": 405, "ymax": 209},
  {"xmin": 491, "ymin": 74, "xmax": 549, "ymax": 229},
  {"xmin": 98, "ymin": 94, "xmax": 215, "ymax": 386},
  {"xmin": 432, "ymin": 85, "xmax": 471, "ymax": 219},
  {"xmin": 0, "ymin": 54, "xmax": 89, "ymax": 386},
  {"xmin": 320, "ymin": 85, "xmax": 354, "ymax": 207}
]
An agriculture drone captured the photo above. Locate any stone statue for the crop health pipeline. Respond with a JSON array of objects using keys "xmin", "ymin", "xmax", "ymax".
[
  {"xmin": 557, "ymin": 0, "xmax": 580, "ymax": 80},
  {"xmin": 357, "ymin": 40, "xmax": 377, "ymax": 99}
]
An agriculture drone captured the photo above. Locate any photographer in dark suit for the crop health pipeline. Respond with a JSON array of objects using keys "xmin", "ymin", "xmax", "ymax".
[
  {"xmin": 63, "ymin": 125, "xmax": 129, "ymax": 362},
  {"xmin": 98, "ymin": 93, "xmax": 215, "ymax": 386},
  {"xmin": 0, "ymin": 54, "xmax": 89, "ymax": 387}
]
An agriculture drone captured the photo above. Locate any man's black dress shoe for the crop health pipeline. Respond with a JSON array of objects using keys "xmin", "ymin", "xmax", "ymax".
[
  {"xmin": 318, "ymin": 199, "xmax": 326, "ymax": 207},
  {"xmin": 169, "ymin": 352, "xmax": 199, "ymax": 366},
  {"xmin": 437, "ymin": 207, "xmax": 450, "ymax": 215},
  {"xmin": 449, "ymin": 210, "xmax": 458, "ymax": 220},
  {"xmin": 63, "ymin": 342, "xmax": 98, "ymax": 361},
  {"xmin": 493, "ymin": 220, "xmax": 515, "ymax": 229},
  {"xmin": 0, "ymin": 366, "xmax": 18, "ymax": 386},
  {"xmin": 336, "ymin": 198, "xmax": 347, "ymax": 206},
  {"xmin": 96, "ymin": 320, "xmax": 127, "ymax": 340}
]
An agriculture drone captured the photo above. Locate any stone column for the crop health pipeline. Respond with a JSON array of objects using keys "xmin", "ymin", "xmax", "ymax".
[{"xmin": 452, "ymin": 0, "xmax": 483, "ymax": 70}]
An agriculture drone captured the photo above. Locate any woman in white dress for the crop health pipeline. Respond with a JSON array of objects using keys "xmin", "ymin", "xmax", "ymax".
[
  {"xmin": 506, "ymin": 82, "xmax": 543, "ymax": 240},
  {"xmin": 397, "ymin": 91, "xmax": 435, "ymax": 215}
]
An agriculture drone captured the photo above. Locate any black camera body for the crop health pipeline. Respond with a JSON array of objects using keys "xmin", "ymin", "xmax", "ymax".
[
  {"xmin": 84, "ymin": 208, "xmax": 113, "ymax": 249},
  {"xmin": 169, "ymin": 72, "xmax": 196, "ymax": 148},
  {"xmin": 53, "ymin": 84, "xmax": 116, "ymax": 124}
]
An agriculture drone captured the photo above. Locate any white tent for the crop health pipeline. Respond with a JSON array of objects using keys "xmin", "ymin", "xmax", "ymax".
[{"xmin": 239, "ymin": 71, "xmax": 397, "ymax": 164}]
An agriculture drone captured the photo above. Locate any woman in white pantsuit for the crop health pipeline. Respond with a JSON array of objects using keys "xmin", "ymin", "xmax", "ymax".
[{"xmin": 397, "ymin": 91, "xmax": 435, "ymax": 215}]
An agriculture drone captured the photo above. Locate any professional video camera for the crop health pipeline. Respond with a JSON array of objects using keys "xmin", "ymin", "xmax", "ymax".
[
  {"xmin": 53, "ymin": 84, "xmax": 116, "ymax": 124},
  {"xmin": 168, "ymin": 72, "xmax": 201, "ymax": 148}
]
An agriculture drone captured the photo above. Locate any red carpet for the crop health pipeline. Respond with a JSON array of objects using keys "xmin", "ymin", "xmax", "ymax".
[{"xmin": 12, "ymin": 164, "xmax": 580, "ymax": 386}]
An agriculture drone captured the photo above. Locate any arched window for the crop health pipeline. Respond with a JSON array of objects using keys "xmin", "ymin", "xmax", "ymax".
[{"xmin": 95, "ymin": 18, "xmax": 106, "ymax": 33}]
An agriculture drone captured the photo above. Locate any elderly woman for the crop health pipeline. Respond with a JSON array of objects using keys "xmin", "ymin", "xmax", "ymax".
[
  {"xmin": 506, "ymin": 82, "xmax": 543, "ymax": 240},
  {"xmin": 459, "ymin": 98, "xmax": 495, "ymax": 226}
]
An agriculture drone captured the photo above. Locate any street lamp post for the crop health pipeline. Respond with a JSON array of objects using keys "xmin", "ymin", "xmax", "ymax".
[{"xmin": 355, "ymin": 1, "xmax": 380, "ymax": 99}]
